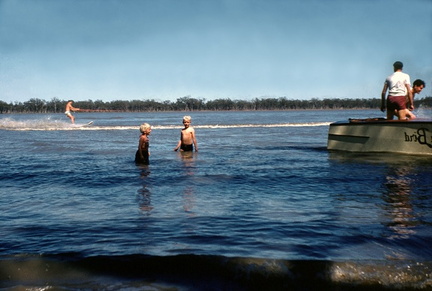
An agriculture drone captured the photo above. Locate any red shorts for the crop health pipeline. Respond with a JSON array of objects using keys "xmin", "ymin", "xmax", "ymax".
[{"xmin": 387, "ymin": 96, "xmax": 407, "ymax": 111}]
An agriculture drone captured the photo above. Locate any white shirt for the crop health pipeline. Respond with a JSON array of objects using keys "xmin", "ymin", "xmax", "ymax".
[{"xmin": 385, "ymin": 71, "xmax": 411, "ymax": 96}]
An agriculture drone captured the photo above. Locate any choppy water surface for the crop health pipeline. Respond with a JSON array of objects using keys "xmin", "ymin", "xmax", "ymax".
[{"xmin": 1, "ymin": 109, "xmax": 432, "ymax": 290}]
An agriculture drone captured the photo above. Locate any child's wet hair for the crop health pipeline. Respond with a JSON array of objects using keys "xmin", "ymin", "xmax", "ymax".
[{"xmin": 139, "ymin": 123, "xmax": 151, "ymax": 133}]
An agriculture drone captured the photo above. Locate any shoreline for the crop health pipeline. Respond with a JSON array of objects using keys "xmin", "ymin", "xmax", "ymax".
[
  {"xmin": 0, "ymin": 108, "xmax": 389, "ymax": 115},
  {"xmin": 2, "ymin": 253, "xmax": 431, "ymax": 290}
]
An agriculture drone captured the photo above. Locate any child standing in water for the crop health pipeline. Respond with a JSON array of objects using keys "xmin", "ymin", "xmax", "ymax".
[
  {"xmin": 135, "ymin": 123, "xmax": 151, "ymax": 165},
  {"xmin": 174, "ymin": 116, "xmax": 198, "ymax": 152}
]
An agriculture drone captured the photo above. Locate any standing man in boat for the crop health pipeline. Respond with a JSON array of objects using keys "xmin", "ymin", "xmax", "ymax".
[{"xmin": 381, "ymin": 61, "xmax": 413, "ymax": 120}]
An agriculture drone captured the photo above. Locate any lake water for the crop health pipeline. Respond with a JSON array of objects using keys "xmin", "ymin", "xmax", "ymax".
[{"xmin": 1, "ymin": 109, "xmax": 432, "ymax": 290}]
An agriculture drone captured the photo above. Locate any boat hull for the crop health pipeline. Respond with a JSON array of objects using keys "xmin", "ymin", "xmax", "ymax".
[{"xmin": 327, "ymin": 119, "xmax": 432, "ymax": 155}]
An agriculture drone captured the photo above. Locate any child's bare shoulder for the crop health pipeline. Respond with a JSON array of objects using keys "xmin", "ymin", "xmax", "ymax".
[{"xmin": 182, "ymin": 126, "xmax": 194, "ymax": 132}]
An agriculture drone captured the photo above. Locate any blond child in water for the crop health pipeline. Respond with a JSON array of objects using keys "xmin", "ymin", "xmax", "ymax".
[
  {"xmin": 135, "ymin": 123, "xmax": 151, "ymax": 165},
  {"xmin": 173, "ymin": 116, "xmax": 198, "ymax": 152}
]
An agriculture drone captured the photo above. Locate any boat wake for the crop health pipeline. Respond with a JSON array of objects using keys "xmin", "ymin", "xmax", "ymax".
[{"xmin": 0, "ymin": 118, "xmax": 330, "ymax": 131}]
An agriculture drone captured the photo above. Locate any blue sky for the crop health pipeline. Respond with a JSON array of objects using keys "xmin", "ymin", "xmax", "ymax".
[{"xmin": 0, "ymin": 0, "xmax": 431, "ymax": 103}]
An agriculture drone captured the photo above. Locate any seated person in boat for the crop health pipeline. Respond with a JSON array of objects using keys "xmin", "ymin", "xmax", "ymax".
[{"xmin": 395, "ymin": 79, "xmax": 426, "ymax": 120}]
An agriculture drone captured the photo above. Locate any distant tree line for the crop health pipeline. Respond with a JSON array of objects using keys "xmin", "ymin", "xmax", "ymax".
[{"xmin": 1, "ymin": 96, "xmax": 431, "ymax": 114}]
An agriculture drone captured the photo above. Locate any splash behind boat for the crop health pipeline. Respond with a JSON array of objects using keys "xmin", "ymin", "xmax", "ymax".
[{"xmin": 327, "ymin": 118, "xmax": 432, "ymax": 155}]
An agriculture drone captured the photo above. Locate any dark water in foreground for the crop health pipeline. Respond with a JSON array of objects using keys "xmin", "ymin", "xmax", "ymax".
[{"xmin": 1, "ymin": 109, "xmax": 432, "ymax": 290}]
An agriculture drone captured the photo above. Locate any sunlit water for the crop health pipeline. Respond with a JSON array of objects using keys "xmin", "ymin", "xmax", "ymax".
[{"xmin": 1, "ymin": 109, "xmax": 432, "ymax": 289}]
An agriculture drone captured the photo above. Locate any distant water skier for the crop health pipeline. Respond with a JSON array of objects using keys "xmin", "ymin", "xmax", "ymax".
[{"xmin": 64, "ymin": 100, "xmax": 80, "ymax": 124}]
